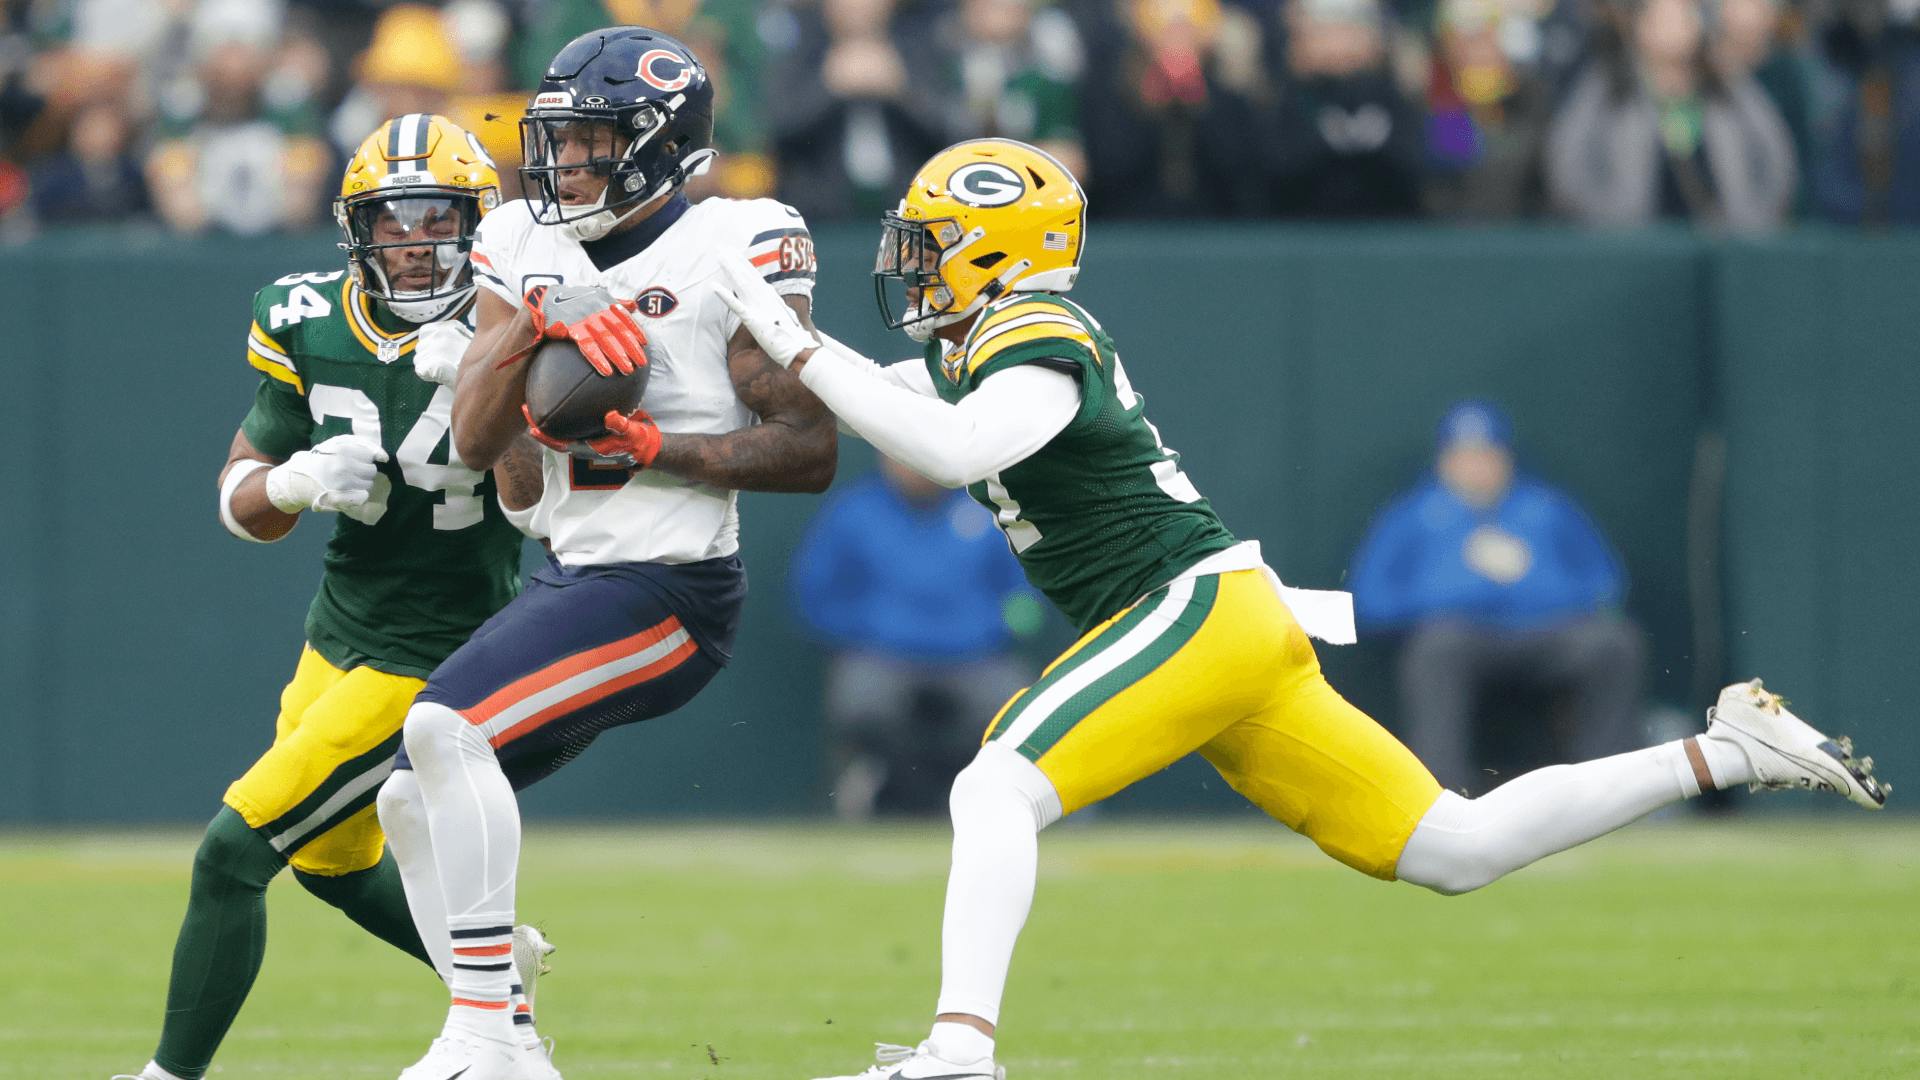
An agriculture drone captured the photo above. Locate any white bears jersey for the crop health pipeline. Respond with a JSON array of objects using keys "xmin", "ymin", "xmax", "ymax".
[{"xmin": 470, "ymin": 195, "xmax": 816, "ymax": 566}]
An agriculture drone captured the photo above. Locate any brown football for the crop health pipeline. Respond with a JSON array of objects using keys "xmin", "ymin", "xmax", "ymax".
[{"xmin": 523, "ymin": 337, "xmax": 650, "ymax": 442}]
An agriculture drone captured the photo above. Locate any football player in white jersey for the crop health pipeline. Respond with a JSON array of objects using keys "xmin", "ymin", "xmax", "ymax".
[{"xmin": 373, "ymin": 27, "xmax": 835, "ymax": 1080}]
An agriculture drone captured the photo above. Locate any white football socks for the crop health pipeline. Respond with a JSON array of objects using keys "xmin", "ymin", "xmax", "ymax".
[
  {"xmin": 1395, "ymin": 738, "xmax": 1749, "ymax": 895},
  {"xmin": 929, "ymin": 1021, "xmax": 996, "ymax": 1064},
  {"xmin": 933, "ymin": 745, "xmax": 1063, "ymax": 1030},
  {"xmin": 402, "ymin": 702, "xmax": 523, "ymax": 1045},
  {"xmin": 374, "ymin": 769, "xmax": 453, "ymax": 982}
]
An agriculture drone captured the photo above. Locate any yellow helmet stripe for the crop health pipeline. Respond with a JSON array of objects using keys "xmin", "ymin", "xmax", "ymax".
[{"xmin": 965, "ymin": 322, "xmax": 1096, "ymax": 377}]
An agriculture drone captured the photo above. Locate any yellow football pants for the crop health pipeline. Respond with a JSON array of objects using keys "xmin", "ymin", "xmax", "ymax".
[
  {"xmin": 984, "ymin": 569, "xmax": 1443, "ymax": 878},
  {"xmin": 223, "ymin": 645, "xmax": 425, "ymax": 876}
]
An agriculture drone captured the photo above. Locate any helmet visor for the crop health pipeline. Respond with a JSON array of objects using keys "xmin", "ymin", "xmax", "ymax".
[
  {"xmin": 340, "ymin": 193, "xmax": 480, "ymax": 302},
  {"xmin": 873, "ymin": 213, "xmax": 961, "ymax": 333}
]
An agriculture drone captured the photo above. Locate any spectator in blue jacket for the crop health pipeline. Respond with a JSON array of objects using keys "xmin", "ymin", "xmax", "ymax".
[
  {"xmin": 792, "ymin": 457, "xmax": 1044, "ymax": 818},
  {"xmin": 1350, "ymin": 400, "xmax": 1645, "ymax": 793}
]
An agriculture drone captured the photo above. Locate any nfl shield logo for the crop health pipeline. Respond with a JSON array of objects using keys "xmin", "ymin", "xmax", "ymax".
[{"xmin": 378, "ymin": 339, "xmax": 401, "ymax": 364}]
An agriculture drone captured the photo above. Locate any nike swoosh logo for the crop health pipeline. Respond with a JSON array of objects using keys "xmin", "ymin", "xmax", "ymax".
[
  {"xmin": 887, "ymin": 1072, "xmax": 993, "ymax": 1080},
  {"xmin": 444, "ymin": 1069, "xmax": 470, "ymax": 1080}
]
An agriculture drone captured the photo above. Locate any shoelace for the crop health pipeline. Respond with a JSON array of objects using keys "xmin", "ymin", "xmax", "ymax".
[{"xmin": 873, "ymin": 1042, "xmax": 918, "ymax": 1065}]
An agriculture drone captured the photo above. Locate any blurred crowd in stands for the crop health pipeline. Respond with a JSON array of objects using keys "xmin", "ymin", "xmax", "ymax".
[{"xmin": 2, "ymin": 0, "xmax": 1915, "ymax": 235}]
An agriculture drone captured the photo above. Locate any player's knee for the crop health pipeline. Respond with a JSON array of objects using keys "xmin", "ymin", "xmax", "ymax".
[
  {"xmin": 193, "ymin": 807, "xmax": 283, "ymax": 892},
  {"xmin": 375, "ymin": 769, "xmax": 420, "ymax": 830},
  {"xmin": 402, "ymin": 701, "xmax": 487, "ymax": 767},
  {"xmin": 951, "ymin": 744, "xmax": 1063, "ymax": 832},
  {"xmin": 1394, "ymin": 791, "xmax": 1504, "ymax": 896},
  {"xmin": 1410, "ymin": 856, "xmax": 1502, "ymax": 897}
]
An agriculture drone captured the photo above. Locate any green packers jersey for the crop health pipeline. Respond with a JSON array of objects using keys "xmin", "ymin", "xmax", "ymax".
[
  {"xmin": 927, "ymin": 293, "xmax": 1239, "ymax": 631},
  {"xmin": 241, "ymin": 269, "xmax": 524, "ymax": 678}
]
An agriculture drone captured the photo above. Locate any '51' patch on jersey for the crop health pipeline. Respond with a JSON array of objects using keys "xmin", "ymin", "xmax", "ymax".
[
  {"xmin": 633, "ymin": 286, "xmax": 678, "ymax": 318},
  {"xmin": 747, "ymin": 227, "xmax": 814, "ymax": 285}
]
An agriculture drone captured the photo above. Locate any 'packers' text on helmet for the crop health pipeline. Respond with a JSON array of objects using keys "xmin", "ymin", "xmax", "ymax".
[
  {"xmin": 336, "ymin": 113, "xmax": 501, "ymax": 324},
  {"xmin": 875, "ymin": 139, "xmax": 1086, "ymax": 342}
]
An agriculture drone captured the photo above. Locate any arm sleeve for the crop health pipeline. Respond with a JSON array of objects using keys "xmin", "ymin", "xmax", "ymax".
[
  {"xmin": 814, "ymin": 331, "xmax": 939, "ymax": 398},
  {"xmin": 798, "ymin": 346, "xmax": 1080, "ymax": 488}
]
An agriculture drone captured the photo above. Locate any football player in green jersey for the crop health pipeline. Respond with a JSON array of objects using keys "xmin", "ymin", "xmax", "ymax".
[
  {"xmin": 116, "ymin": 115, "xmax": 552, "ymax": 1080},
  {"xmin": 717, "ymin": 138, "xmax": 1888, "ymax": 1080}
]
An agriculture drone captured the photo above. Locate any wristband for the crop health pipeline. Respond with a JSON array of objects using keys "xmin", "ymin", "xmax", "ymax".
[{"xmin": 220, "ymin": 459, "xmax": 277, "ymax": 542}]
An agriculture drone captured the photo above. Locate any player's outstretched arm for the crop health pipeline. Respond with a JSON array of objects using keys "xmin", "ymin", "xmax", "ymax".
[
  {"xmin": 647, "ymin": 296, "xmax": 838, "ymax": 493},
  {"xmin": 217, "ymin": 429, "xmax": 297, "ymax": 542},
  {"xmin": 450, "ymin": 288, "xmax": 541, "ymax": 470}
]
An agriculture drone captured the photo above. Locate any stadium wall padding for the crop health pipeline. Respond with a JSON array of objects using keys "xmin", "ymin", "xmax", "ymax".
[{"xmin": 0, "ymin": 225, "xmax": 1910, "ymax": 823}]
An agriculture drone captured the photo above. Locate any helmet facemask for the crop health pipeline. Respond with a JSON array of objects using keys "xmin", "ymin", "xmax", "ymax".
[
  {"xmin": 519, "ymin": 108, "xmax": 715, "ymax": 242},
  {"xmin": 875, "ymin": 212, "xmax": 1037, "ymax": 343},
  {"xmin": 337, "ymin": 191, "xmax": 482, "ymax": 324}
]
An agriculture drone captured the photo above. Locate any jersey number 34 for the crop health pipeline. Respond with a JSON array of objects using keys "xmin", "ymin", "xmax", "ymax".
[{"xmin": 307, "ymin": 383, "xmax": 485, "ymax": 529}]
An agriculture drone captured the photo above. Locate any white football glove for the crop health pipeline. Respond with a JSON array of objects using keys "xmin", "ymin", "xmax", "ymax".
[
  {"xmin": 412, "ymin": 319, "xmax": 473, "ymax": 387},
  {"xmin": 265, "ymin": 433, "xmax": 390, "ymax": 518},
  {"xmin": 714, "ymin": 249, "xmax": 818, "ymax": 368}
]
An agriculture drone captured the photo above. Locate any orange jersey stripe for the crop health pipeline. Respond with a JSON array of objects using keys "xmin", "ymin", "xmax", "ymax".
[
  {"xmin": 452, "ymin": 997, "xmax": 511, "ymax": 1010},
  {"xmin": 461, "ymin": 616, "xmax": 685, "ymax": 726},
  {"xmin": 472, "ymin": 251, "xmax": 495, "ymax": 269},
  {"xmin": 488, "ymin": 636, "xmax": 700, "ymax": 749},
  {"xmin": 749, "ymin": 250, "xmax": 780, "ymax": 267},
  {"xmin": 453, "ymin": 943, "xmax": 515, "ymax": 957}
]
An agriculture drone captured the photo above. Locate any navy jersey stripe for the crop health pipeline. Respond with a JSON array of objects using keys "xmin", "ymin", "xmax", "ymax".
[
  {"xmin": 763, "ymin": 268, "xmax": 815, "ymax": 284},
  {"xmin": 749, "ymin": 227, "xmax": 810, "ymax": 245}
]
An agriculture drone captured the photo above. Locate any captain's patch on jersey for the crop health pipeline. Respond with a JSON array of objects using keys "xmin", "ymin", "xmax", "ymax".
[
  {"xmin": 634, "ymin": 286, "xmax": 679, "ymax": 318},
  {"xmin": 747, "ymin": 226, "xmax": 816, "ymax": 285}
]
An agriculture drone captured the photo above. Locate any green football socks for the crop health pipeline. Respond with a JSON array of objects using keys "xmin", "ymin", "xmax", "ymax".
[
  {"xmin": 151, "ymin": 806, "xmax": 430, "ymax": 1078},
  {"xmin": 293, "ymin": 850, "xmax": 431, "ymax": 967},
  {"xmin": 151, "ymin": 808, "xmax": 280, "ymax": 1079}
]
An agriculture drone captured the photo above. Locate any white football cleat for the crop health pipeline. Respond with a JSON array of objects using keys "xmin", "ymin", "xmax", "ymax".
[
  {"xmin": 517, "ymin": 1036, "xmax": 563, "ymax": 1080},
  {"xmin": 813, "ymin": 1042, "xmax": 1004, "ymax": 1080},
  {"xmin": 513, "ymin": 924, "xmax": 556, "ymax": 1008},
  {"xmin": 396, "ymin": 1033, "xmax": 520, "ymax": 1080},
  {"xmin": 1704, "ymin": 679, "xmax": 1889, "ymax": 809},
  {"xmin": 110, "ymin": 1066, "xmax": 175, "ymax": 1080}
]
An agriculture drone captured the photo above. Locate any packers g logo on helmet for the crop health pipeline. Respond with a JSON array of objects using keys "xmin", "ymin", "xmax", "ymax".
[
  {"xmin": 947, "ymin": 161, "xmax": 1027, "ymax": 207},
  {"xmin": 335, "ymin": 113, "xmax": 500, "ymax": 324},
  {"xmin": 874, "ymin": 139, "xmax": 1086, "ymax": 342}
]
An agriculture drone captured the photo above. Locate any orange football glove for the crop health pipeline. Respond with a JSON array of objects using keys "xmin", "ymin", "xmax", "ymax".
[
  {"xmin": 520, "ymin": 404, "xmax": 661, "ymax": 469},
  {"xmin": 521, "ymin": 404, "xmax": 574, "ymax": 453},
  {"xmin": 583, "ymin": 408, "xmax": 662, "ymax": 469},
  {"xmin": 523, "ymin": 283, "xmax": 649, "ymax": 377}
]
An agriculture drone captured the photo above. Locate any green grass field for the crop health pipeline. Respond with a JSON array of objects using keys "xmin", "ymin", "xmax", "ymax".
[{"xmin": 6, "ymin": 819, "xmax": 1915, "ymax": 1079}]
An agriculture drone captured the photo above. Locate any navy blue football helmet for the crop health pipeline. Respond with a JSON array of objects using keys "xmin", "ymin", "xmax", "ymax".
[{"xmin": 519, "ymin": 26, "xmax": 716, "ymax": 240}]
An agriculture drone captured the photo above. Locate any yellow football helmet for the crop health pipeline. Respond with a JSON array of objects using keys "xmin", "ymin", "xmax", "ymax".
[
  {"xmin": 336, "ymin": 113, "xmax": 502, "ymax": 323},
  {"xmin": 875, "ymin": 138, "xmax": 1087, "ymax": 341}
]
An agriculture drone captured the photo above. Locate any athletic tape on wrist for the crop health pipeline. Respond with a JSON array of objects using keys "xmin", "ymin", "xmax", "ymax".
[{"xmin": 220, "ymin": 459, "xmax": 277, "ymax": 542}]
